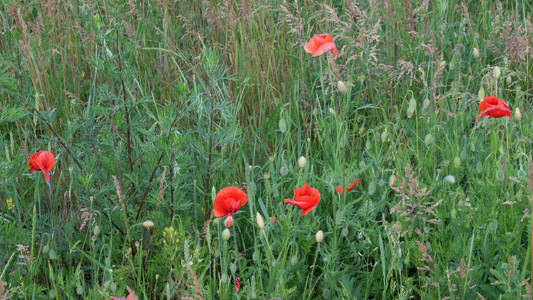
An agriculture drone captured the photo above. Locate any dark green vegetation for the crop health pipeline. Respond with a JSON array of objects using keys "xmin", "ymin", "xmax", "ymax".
[{"xmin": 0, "ymin": 0, "xmax": 532, "ymax": 298}]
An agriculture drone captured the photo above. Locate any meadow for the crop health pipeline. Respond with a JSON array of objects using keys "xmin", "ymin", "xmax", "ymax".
[{"xmin": 0, "ymin": 0, "xmax": 532, "ymax": 299}]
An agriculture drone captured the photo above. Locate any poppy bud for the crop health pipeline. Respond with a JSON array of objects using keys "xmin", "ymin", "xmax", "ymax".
[
  {"xmin": 225, "ymin": 216, "xmax": 233, "ymax": 227},
  {"xmin": 279, "ymin": 118, "xmax": 287, "ymax": 133},
  {"xmin": 424, "ymin": 134, "xmax": 434, "ymax": 146},
  {"xmin": 407, "ymin": 97, "xmax": 416, "ymax": 118},
  {"xmin": 444, "ymin": 175, "xmax": 456, "ymax": 184},
  {"xmin": 315, "ymin": 230, "xmax": 324, "ymax": 243},
  {"xmin": 93, "ymin": 225, "xmax": 101, "ymax": 236},
  {"xmin": 329, "ymin": 107, "xmax": 336, "ymax": 116},
  {"xmin": 477, "ymin": 87, "xmax": 485, "ymax": 102},
  {"xmin": 337, "ymin": 81, "xmax": 347, "ymax": 94},
  {"xmin": 298, "ymin": 156, "xmax": 307, "ymax": 169},
  {"xmin": 389, "ymin": 175, "xmax": 396, "ymax": 187},
  {"xmin": 515, "ymin": 107, "xmax": 522, "ymax": 121},
  {"xmin": 290, "ymin": 254, "xmax": 298, "ymax": 265},
  {"xmin": 280, "ymin": 166, "xmax": 288, "ymax": 176},
  {"xmin": 473, "ymin": 48, "xmax": 480, "ymax": 58},
  {"xmin": 454, "ymin": 157, "xmax": 461, "ymax": 168},
  {"xmin": 493, "ymin": 66, "xmax": 501, "ymax": 79},
  {"xmin": 422, "ymin": 97, "xmax": 430, "ymax": 112},
  {"xmin": 222, "ymin": 228, "xmax": 231, "ymax": 241},
  {"xmin": 256, "ymin": 212, "xmax": 265, "ymax": 229},
  {"xmin": 381, "ymin": 129, "xmax": 388, "ymax": 143}
]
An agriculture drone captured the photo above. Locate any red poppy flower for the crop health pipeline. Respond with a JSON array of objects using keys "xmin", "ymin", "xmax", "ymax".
[
  {"xmin": 213, "ymin": 187, "xmax": 248, "ymax": 227},
  {"xmin": 336, "ymin": 178, "xmax": 360, "ymax": 194},
  {"xmin": 269, "ymin": 216, "xmax": 277, "ymax": 223},
  {"xmin": 475, "ymin": 96, "xmax": 511, "ymax": 121},
  {"xmin": 335, "ymin": 185, "xmax": 344, "ymax": 195},
  {"xmin": 28, "ymin": 150, "xmax": 55, "ymax": 182},
  {"xmin": 235, "ymin": 278, "xmax": 240, "ymax": 293},
  {"xmin": 346, "ymin": 178, "xmax": 360, "ymax": 191},
  {"xmin": 284, "ymin": 184, "xmax": 320, "ymax": 215},
  {"xmin": 304, "ymin": 34, "xmax": 338, "ymax": 57}
]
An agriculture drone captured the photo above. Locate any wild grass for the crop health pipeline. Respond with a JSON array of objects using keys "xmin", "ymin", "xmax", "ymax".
[{"xmin": 0, "ymin": 0, "xmax": 532, "ymax": 298}]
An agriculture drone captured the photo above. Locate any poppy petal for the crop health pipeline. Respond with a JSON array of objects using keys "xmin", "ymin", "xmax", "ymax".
[
  {"xmin": 313, "ymin": 42, "xmax": 337, "ymax": 56},
  {"xmin": 335, "ymin": 185, "xmax": 344, "ymax": 194}
]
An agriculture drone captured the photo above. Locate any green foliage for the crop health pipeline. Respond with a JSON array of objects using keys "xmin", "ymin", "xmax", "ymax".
[{"xmin": 0, "ymin": 0, "xmax": 532, "ymax": 299}]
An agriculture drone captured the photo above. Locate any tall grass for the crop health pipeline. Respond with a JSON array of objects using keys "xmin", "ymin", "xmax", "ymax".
[{"xmin": 0, "ymin": 0, "xmax": 532, "ymax": 298}]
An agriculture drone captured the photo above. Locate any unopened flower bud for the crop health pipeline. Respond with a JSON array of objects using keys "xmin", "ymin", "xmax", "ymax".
[
  {"xmin": 478, "ymin": 87, "xmax": 485, "ymax": 102},
  {"xmin": 515, "ymin": 107, "xmax": 521, "ymax": 120},
  {"xmin": 454, "ymin": 157, "xmax": 461, "ymax": 168},
  {"xmin": 424, "ymin": 134, "xmax": 434, "ymax": 146},
  {"xmin": 337, "ymin": 81, "xmax": 347, "ymax": 94},
  {"xmin": 222, "ymin": 228, "xmax": 231, "ymax": 241},
  {"xmin": 290, "ymin": 255, "xmax": 298, "ymax": 265},
  {"xmin": 298, "ymin": 156, "xmax": 307, "ymax": 169},
  {"xmin": 389, "ymin": 175, "xmax": 396, "ymax": 187},
  {"xmin": 381, "ymin": 129, "xmax": 388, "ymax": 143},
  {"xmin": 329, "ymin": 107, "xmax": 336, "ymax": 116},
  {"xmin": 444, "ymin": 175, "xmax": 456, "ymax": 184},
  {"xmin": 315, "ymin": 230, "xmax": 324, "ymax": 243},
  {"xmin": 225, "ymin": 216, "xmax": 233, "ymax": 227},
  {"xmin": 407, "ymin": 97, "xmax": 416, "ymax": 118},
  {"xmin": 493, "ymin": 66, "xmax": 501, "ymax": 79},
  {"xmin": 278, "ymin": 118, "xmax": 287, "ymax": 133},
  {"xmin": 473, "ymin": 48, "xmax": 480, "ymax": 58},
  {"xmin": 422, "ymin": 97, "xmax": 430, "ymax": 112},
  {"xmin": 280, "ymin": 166, "xmax": 288, "ymax": 176},
  {"xmin": 93, "ymin": 225, "xmax": 101, "ymax": 236},
  {"xmin": 256, "ymin": 212, "xmax": 265, "ymax": 229}
]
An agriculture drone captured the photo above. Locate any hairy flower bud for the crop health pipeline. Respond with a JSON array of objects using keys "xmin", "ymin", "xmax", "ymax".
[
  {"xmin": 315, "ymin": 230, "xmax": 324, "ymax": 243},
  {"xmin": 222, "ymin": 228, "xmax": 231, "ymax": 241},
  {"xmin": 444, "ymin": 175, "xmax": 456, "ymax": 184},
  {"xmin": 256, "ymin": 212, "xmax": 265, "ymax": 229},
  {"xmin": 298, "ymin": 156, "xmax": 307, "ymax": 169}
]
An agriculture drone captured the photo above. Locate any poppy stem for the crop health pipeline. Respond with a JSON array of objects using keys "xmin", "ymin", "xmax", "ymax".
[{"xmin": 303, "ymin": 243, "xmax": 320, "ymax": 297}]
